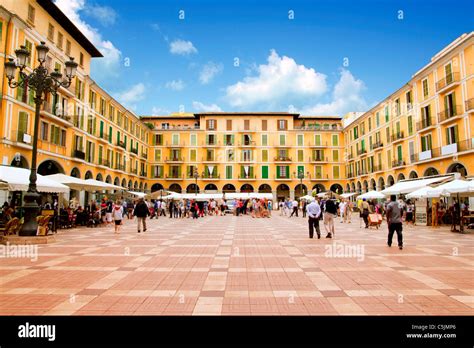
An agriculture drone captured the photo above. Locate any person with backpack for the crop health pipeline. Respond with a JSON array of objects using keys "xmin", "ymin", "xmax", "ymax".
[{"xmin": 133, "ymin": 198, "xmax": 150, "ymax": 233}]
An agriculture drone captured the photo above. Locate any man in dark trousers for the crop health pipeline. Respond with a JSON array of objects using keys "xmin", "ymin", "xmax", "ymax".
[
  {"xmin": 386, "ymin": 195, "xmax": 403, "ymax": 250},
  {"xmin": 133, "ymin": 198, "xmax": 150, "ymax": 233},
  {"xmin": 306, "ymin": 198, "xmax": 321, "ymax": 239}
]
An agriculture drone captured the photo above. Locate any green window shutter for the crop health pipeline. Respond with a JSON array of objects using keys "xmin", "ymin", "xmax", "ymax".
[
  {"xmin": 18, "ymin": 112, "xmax": 28, "ymax": 133},
  {"xmin": 262, "ymin": 166, "xmax": 268, "ymax": 179},
  {"xmin": 99, "ymin": 121, "xmax": 104, "ymax": 137},
  {"xmin": 249, "ymin": 167, "xmax": 254, "ymax": 177},
  {"xmin": 109, "ymin": 127, "xmax": 112, "ymax": 142},
  {"xmin": 286, "ymin": 165, "xmax": 289, "ymax": 178},
  {"xmin": 124, "ymin": 135, "xmax": 127, "ymax": 147},
  {"xmin": 226, "ymin": 166, "xmax": 232, "ymax": 179},
  {"xmin": 397, "ymin": 146, "xmax": 402, "ymax": 161},
  {"xmin": 117, "ymin": 131, "xmax": 120, "ymax": 142},
  {"xmin": 454, "ymin": 125, "xmax": 459, "ymax": 143},
  {"xmin": 240, "ymin": 166, "xmax": 245, "ymax": 178},
  {"xmin": 452, "ymin": 92, "xmax": 456, "ymax": 114}
]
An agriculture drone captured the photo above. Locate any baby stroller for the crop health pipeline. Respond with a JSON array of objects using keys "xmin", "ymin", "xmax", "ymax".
[{"xmin": 87, "ymin": 211, "xmax": 101, "ymax": 228}]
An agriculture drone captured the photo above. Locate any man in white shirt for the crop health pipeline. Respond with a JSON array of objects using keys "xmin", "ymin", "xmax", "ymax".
[
  {"xmin": 339, "ymin": 200, "xmax": 346, "ymax": 223},
  {"xmin": 306, "ymin": 199, "xmax": 321, "ymax": 239},
  {"xmin": 290, "ymin": 199, "xmax": 299, "ymax": 217}
]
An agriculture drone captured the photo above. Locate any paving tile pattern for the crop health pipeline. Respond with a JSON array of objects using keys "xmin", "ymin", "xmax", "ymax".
[{"xmin": 0, "ymin": 215, "xmax": 473, "ymax": 315}]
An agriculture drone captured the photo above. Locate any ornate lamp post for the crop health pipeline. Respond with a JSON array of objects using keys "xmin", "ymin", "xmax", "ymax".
[
  {"xmin": 4, "ymin": 41, "xmax": 78, "ymax": 236},
  {"xmin": 294, "ymin": 170, "xmax": 310, "ymax": 196},
  {"xmin": 193, "ymin": 168, "xmax": 199, "ymax": 195}
]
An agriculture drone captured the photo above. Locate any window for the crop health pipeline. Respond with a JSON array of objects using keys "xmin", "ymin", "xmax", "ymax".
[
  {"xmin": 227, "ymin": 149, "xmax": 234, "ymax": 161},
  {"xmin": 387, "ymin": 150, "xmax": 391, "ymax": 168},
  {"xmin": 406, "ymin": 91, "xmax": 412, "ymax": 110},
  {"xmin": 65, "ymin": 40, "xmax": 71, "ymax": 56},
  {"xmin": 376, "ymin": 112, "xmax": 380, "ymax": 127},
  {"xmin": 226, "ymin": 166, "xmax": 233, "ymax": 179},
  {"xmin": 261, "ymin": 134, "xmax": 268, "ymax": 146},
  {"xmin": 109, "ymin": 105, "xmax": 115, "ymax": 121},
  {"xmin": 17, "ymin": 112, "xmax": 29, "ymax": 142},
  {"xmin": 154, "ymin": 149, "xmax": 161, "ymax": 161},
  {"xmin": 353, "ymin": 127, "xmax": 358, "ymax": 140},
  {"xmin": 279, "ymin": 134, "xmax": 286, "ymax": 146},
  {"xmin": 445, "ymin": 62, "xmax": 453, "ymax": 83},
  {"xmin": 0, "ymin": 22, "xmax": 2, "ymax": 43},
  {"xmin": 100, "ymin": 99, "xmax": 106, "ymax": 115},
  {"xmin": 244, "ymin": 119, "xmax": 250, "ymax": 130},
  {"xmin": 361, "ymin": 122, "xmax": 365, "ymax": 135},
  {"xmin": 261, "ymin": 166, "xmax": 269, "ymax": 179},
  {"xmin": 385, "ymin": 105, "xmax": 389, "ymax": 122},
  {"xmin": 297, "ymin": 149, "xmax": 304, "ymax": 162},
  {"xmin": 28, "ymin": 4, "xmax": 35, "ymax": 23},
  {"xmin": 314, "ymin": 134, "xmax": 321, "ymax": 146},
  {"xmin": 242, "ymin": 150, "xmax": 252, "ymax": 161},
  {"xmin": 207, "ymin": 134, "xmax": 216, "ymax": 145},
  {"xmin": 48, "ymin": 23, "xmax": 54, "ymax": 41},
  {"xmin": 225, "ymin": 134, "xmax": 234, "ymax": 146},
  {"xmin": 262, "ymin": 150, "xmax": 268, "ymax": 162},
  {"xmin": 172, "ymin": 134, "xmax": 179, "ymax": 145},
  {"xmin": 333, "ymin": 166, "xmax": 340, "ymax": 179},
  {"xmin": 386, "ymin": 127, "xmax": 390, "ymax": 143},
  {"xmin": 446, "ymin": 125, "xmax": 458, "ymax": 145},
  {"xmin": 79, "ymin": 52, "xmax": 84, "ymax": 66},
  {"xmin": 75, "ymin": 79, "xmax": 84, "ymax": 100},
  {"xmin": 226, "ymin": 119, "xmax": 232, "ymax": 131},
  {"xmin": 315, "ymin": 166, "xmax": 322, "ymax": 179},
  {"xmin": 57, "ymin": 32, "xmax": 63, "ymax": 50},
  {"xmin": 278, "ymin": 119, "xmax": 287, "ymax": 130},
  {"xmin": 40, "ymin": 122, "xmax": 48, "ymax": 141},
  {"xmin": 297, "ymin": 134, "xmax": 303, "ymax": 146},
  {"xmin": 154, "ymin": 134, "xmax": 163, "ymax": 145},
  {"xmin": 190, "ymin": 134, "xmax": 197, "ymax": 146},
  {"xmin": 422, "ymin": 78, "xmax": 429, "ymax": 98},
  {"xmin": 333, "ymin": 150, "xmax": 339, "ymax": 161},
  {"xmin": 332, "ymin": 134, "xmax": 338, "ymax": 146},
  {"xmin": 206, "ymin": 119, "xmax": 216, "ymax": 130},
  {"xmin": 443, "ymin": 92, "xmax": 457, "ymax": 116},
  {"xmin": 161, "ymin": 123, "xmax": 169, "ymax": 130},
  {"xmin": 407, "ymin": 116, "xmax": 413, "ymax": 135},
  {"xmin": 421, "ymin": 105, "xmax": 431, "ymax": 123},
  {"xmin": 24, "ymin": 40, "xmax": 32, "ymax": 66},
  {"xmin": 397, "ymin": 145, "xmax": 403, "ymax": 161},
  {"xmin": 262, "ymin": 120, "xmax": 267, "ymax": 131},
  {"xmin": 206, "ymin": 149, "xmax": 214, "ymax": 161},
  {"xmin": 409, "ymin": 141, "xmax": 415, "ymax": 163},
  {"xmin": 395, "ymin": 98, "xmax": 400, "ymax": 116},
  {"xmin": 190, "ymin": 149, "xmax": 196, "ymax": 162},
  {"xmin": 368, "ymin": 117, "xmax": 372, "ymax": 132},
  {"xmin": 277, "ymin": 165, "xmax": 289, "ymax": 178}
]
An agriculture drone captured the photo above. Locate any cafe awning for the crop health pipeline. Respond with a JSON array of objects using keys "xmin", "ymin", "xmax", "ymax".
[
  {"xmin": 381, "ymin": 176, "xmax": 450, "ymax": 195},
  {"xmin": 356, "ymin": 190, "xmax": 386, "ymax": 200},
  {"xmin": 0, "ymin": 166, "xmax": 69, "ymax": 193}
]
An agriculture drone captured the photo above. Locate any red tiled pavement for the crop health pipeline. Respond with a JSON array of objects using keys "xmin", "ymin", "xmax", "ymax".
[{"xmin": 0, "ymin": 214, "xmax": 473, "ymax": 315}]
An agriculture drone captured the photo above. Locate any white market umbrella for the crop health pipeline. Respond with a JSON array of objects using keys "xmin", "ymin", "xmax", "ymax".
[
  {"xmin": 406, "ymin": 186, "xmax": 440, "ymax": 199},
  {"xmin": 299, "ymin": 195, "xmax": 315, "ymax": 201},
  {"xmin": 0, "ymin": 166, "xmax": 69, "ymax": 193},
  {"xmin": 357, "ymin": 190, "xmax": 386, "ymax": 200},
  {"xmin": 84, "ymin": 179, "xmax": 123, "ymax": 191},
  {"xmin": 46, "ymin": 173, "xmax": 105, "ymax": 192},
  {"xmin": 430, "ymin": 179, "xmax": 474, "ymax": 197}
]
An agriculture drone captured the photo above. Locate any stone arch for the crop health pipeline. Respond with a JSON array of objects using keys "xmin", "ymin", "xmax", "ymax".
[
  {"xmin": 370, "ymin": 178, "xmax": 376, "ymax": 191},
  {"xmin": 70, "ymin": 167, "xmax": 81, "ymax": 178},
  {"xmin": 240, "ymin": 184, "xmax": 254, "ymax": 193},
  {"xmin": 276, "ymin": 184, "xmax": 290, "ymax": 200},
  {"xmin": 222, "ymin": 184, "xmax": 236, "ymax": 193},
  {"xmin": 362, "ymin": 181, "xmax": 369, "ymax": 193},
  {"xmin": 447, "ymin": 162, "xmax": 467, "ymax": 177},
  {"xmin": 330, "ymin": 183, "xmax": 343, "ymax": 194},
  {"xmin": 96, "ymin": 173, "xmax": 103, "ymax": 181},
  {"xmin": 114, "ymin": 177, "xmax": 120, "ymax": 186},
  {"xmin": 258, "ymin": 184, "xmax": 272, "ymax": 193},
  {"xmin": 295, "ymin": 184, "xmax": 307, "ymax": 198},
  {"xmin": 38, "ymin": 159, "xmax": 64, "ymax": 175},
  {"xmin": 350, "ymin": 182, "xmax": 355, "ymax": 192},
  {"xmin": 128, "ymin": 180, "xmax": 133, "ymax": 189},
  {"xmin": 105, "ymin": 175, "xmax": 112, "ymax": 184},
  {"xmin": 85, "ymin": 170, "xmax": 93, "ymax": 179},
  {"xmin": 356, "ymin": 181, "xmax": 362, "ymax": 193},
  {"xmin": 345, "ymin": 183, "xmax": 351, "ymax": 193},
  {"xmin": 312, "ymin": 184, "xmax": 326, "ymax": 193},
  {"xmin": 409, "ymin": 171, "xmax": 418, "ymax": 179},
  {"xmin": 187, "ymin": 183, "xmax": 200, "ymax": 193},
  {"xmin": 387, "ymin": 175, "xmax": 395, "ymax": 187},
  {"xmin": 397, "ymin": 173, "xmax": 406, "ymax": 182},
  {"xmin": 10, "ymin": 154, "xmax": 29, "ymax": 169},
  {"xmin": 378, "ymin": 177, "xmax": 385, "ymax": 191},
  {"xmin": 168, "ymin": 183, "xmax": 181, "ymax": 193},
  {"xmin": 121, "ymin": 178, "xmax": 127, "ymax": 188},
  {"xmin": 151, "ymin": 183, "xmax": 164, "ymax": 192},
  {"xmin": 424, "ymin": 167, "xmax": 439, "ymax": 177},
  {"xmin": 204, "ymin": 183, "xmax": 218, "ymax": 191},
  {"xmin": 134, "ymin": 181, "xmax": 138, "ymax": 190}
]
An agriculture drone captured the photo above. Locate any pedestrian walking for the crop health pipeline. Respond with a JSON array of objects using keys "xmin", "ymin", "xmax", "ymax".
[
  {"xmin": 113, "ymin": 200, "xmax": 124, "ymax": 234},
  {"xmin": 290, "ymin": 199, "xmax": 299, "ymax": 217},
  {"xmin": 133, "ymin": 198, "xmax": 150, "ymax": 233},
  {"xmin": 323, "ymin": 198, "xmax": 337, "ymax": 238},
  {"xmin": 386, "ymin": 195, "xmax": 403, "ymax": 250},
  {"xmin": 361, "ymin": 198, "xmax": 371, "ymax": 228},
  {"xmin": 306, "ymin": 199, "xmax": 321, "ymax": 239}
]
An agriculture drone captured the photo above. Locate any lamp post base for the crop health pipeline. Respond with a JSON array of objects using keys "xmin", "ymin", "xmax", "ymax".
[{"xmin": 19, "ymin": 191, "xmax": 41, "ymax": 236}]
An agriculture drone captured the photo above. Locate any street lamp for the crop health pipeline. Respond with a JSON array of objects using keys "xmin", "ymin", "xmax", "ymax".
[
  {"xmin": 5, "ymin": 42, "xmax": 78, "ymax": 236},
  {"xmin": 193, "ymin": 168, "xmax": 199, "ymax": 195},
  {"xmin": 294, "ymin": 171, "xmax": 310, "ymax": 196}
]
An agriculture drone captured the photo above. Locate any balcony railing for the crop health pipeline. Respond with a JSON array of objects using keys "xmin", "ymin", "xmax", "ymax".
[
  {"xmin": 391, "ymin": 132, "xmax": 405, "ymax": 142},
  {"xmin": 131, "ymin": 168, "xmax": 138, "ymax": 175},
  {"xmin": 202, "ymin": 173, "xmax": 220, "ymax": 179},
  {"xmin": 346, "ymin": 172, "xmax": 354, "ymax": 179},
  {"xmin": 165, "ymin": 174, "xmax": 184, "ymax": 180},
  {"xmin": 357, "ymin": 149, "xmax": 367, "ymax": 156},
  {"xmin": 165, "ymin": 141, "xmax": 185, "ymax": 147},
  {"xmin": 311, "ymin": 174, "xmax": 329, "ymax": 180},
  {"xmin": 12, "ymin": 130, "xmax": 31, "ymax": 144},
  {"xmin": 310, "ymin": 156, "xmax": 328, "ymax": 162},
  {"xmin": 392, "ymin": 160, "xmax": 406, "ymax": 168},
  {"xmin": 416, "ymin": 117, "xmax": 435, "ymax": 131},
  {"xmin": 130, "ymin": 147, "xmax": 138, "ymax": 155},
  {"xmin": 202, "ymin": 141, "xmax": 222, "ymax": 147},
  {"xmin": 141, "ymin": 152, "xmax": 148, "ymax": 159},
  {"xmin": 436, "ymin": 72, "xmax": 460, "ymax": 91},
  {"xmin": 165, "ymin": 157, "xmax": 184, "ymax": 162},
  {"xmin": 238, "ymin": 141, "xmax": 256, "ymax": 147},
  {"xmin": 201, "ymin": 157, "xmax": 218, "ymax": 162},
  {"xmin": 357, "ymin": 169, "xmax": 368, "ymax": 176},
  {"xmin": 238, "ymin": 175, "xmax": 256, "ymax": 180},
  {"xmin": 140, "ymin": 171, "xmax": 148, "ymax": 177},
  {"xmin": 41, "ymin": 103, "xmax": 73, "ymax": 125},
  {"xmin": 370, "ymin": 142, "xmax": 383, "ymax": 151},
  {"xmin": 117, "ymin": 140, "xmax": 126, "ymax": 149},
  {"xmin": 98, "ymin": 132, "xmax": 109, "ymax": 142},
  {"xmin": 438, "ymin": 105, "xmax": 462, "ymax": 123},
  {"xmin": 466, "ymin": 98, "xmax": 474, "ymax": 112},
  {"xmin": 372, "ymin": 164, "xmax": 383, "ymax": 172},
  {"xmin": 273, "ymin": 156, "xmax": 292, "ymax": 162},
  {"xmin": 72, "ymin": 149, "xmax": 85, "ymax": 160},
  {"xmin": 115, "ymin": 164, "xmax": 125, "ymax": 171},
  {"xmin": 98, "ymin": 158, "xmax": 110, "ymax": 167},
  {"xmin": 308, "ymin": 141, "xmax": 328, "ymax": 147},
  {"xmin": 274, "ymin": 175, "xmax": 291, "ymax": 180}
]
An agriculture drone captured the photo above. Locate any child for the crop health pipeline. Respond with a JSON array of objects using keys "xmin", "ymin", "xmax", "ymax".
[{"xmin": 113, "ymin": 201, "xmax": 124, "ymax": 234}]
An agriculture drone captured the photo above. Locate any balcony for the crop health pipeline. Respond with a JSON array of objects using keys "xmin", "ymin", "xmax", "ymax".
[
  {"xmin": 392, "ymin": 160, "xmax": 406, "ymax": 168},
  {"xmin": 140, "ymin": 171, "xmax": 148, "ymax": 177},
  {"xmin": 438, "ymin": 105, "xmax": 462, "ymax": 124},
  {"xmin": 130, "ymin": 147, "xmax": 139, "ymax": 156},
  {"xmin": 436, "ymin": 72, "xmax": 460, "ymax": 93},
  {"xmin": 116, "ymin": 140, "xmax": 126, "ymax": 149},
  {"xmin": 202, "ymin": 173, "xmax": 220, "ymax": 180},
  {"xmin": 310, "ymin": 174, "xmax": 329, "ymax": 181},
  {"xmin": 115, "ymin": 164, "xmax": 125, "ymax": 171},
  {"xmin": 131, "ymin": 168, "xmax": 138, "ymax": 175},
  {"xmin": 72, "ymin": 149, "xmax": 85, "ymax": 161},
  {"xmin": 165, "ymin": 141, "xmax": 185, "ymax": 147},
  {"xmin": 273, "ymin": 156, "xmax": 292, "ymax": 162},
  {"xmin": 274, "ymin": 175, "xmax": 292, "ymax": 181},
  {"xmin": 309, "ymin": 156, "xmax": 328, "ymax": 163},
  {"xmin": 273, "ymin": 143, "xmax": 291, "ymax": 148},
  {"xmin": 357, "ymin": 149, "xmax": 367, "ymax": 156},
  {"xmin": 346, "ymin": 172, "xmax": 354, "ymax": 179},
  {"xmin": 165, "ymin": 174, "xmax": 184, "ymax": 180},
  {"xmin": 98, "ymin": 158, "xmax": 110, "ymax": 167},
  {"xmin": 391, "ymin": 132, "xmax": 405, "ymax": 143},
  {"xmin": 357, "ymin": 169, "xmax": 368, "ymax": 176},
  {"xmin": 202, "ymin": 141, "xmax": 222, "ymax": 147},
  {"xmin": 238, "ymin": 157, "xmax": 254, "ymax": 163},
  {"xmin": 347, "ymin": 153, "xmax": 354, "ymax": 161},
  {"xmin": 372, "ymin": 164, "xmax": 383, "ymax": 173},
  {"xmin": 466, "ymin": 98, "xmax": 474, "ymax": 112},
  {"xmin": 370, "ymin": 142, "xmax": 383, "ymax": 151},
  {"xmin": 40, "ymin": 103, "xmax": 73, "ymax": 127},
  {"xmin": 98, "ymin": 133, "xmax": 109, "ymax": 143},
  {"xmin": 238, "ymin": 175, "xmax": 256, "ymax": 181},
  {"xmin": 237, "ymin": 141, "xmax": 256, "ymax": 147},
  {"xmin": 12, "ymin": 130, "xmax": 31, "ymax": 144},
  {"xmin": 141, "ymin": 152, "xmax": 148, "ymax": 159},
  {"xmin": 165, "ymin": 157, "xmax": 184, "ymax": 163},
  {"xmin": 201, "ymin": 157, "xmax": 219, "ymax": 163},
  {"xmin": 416, "ymin": 117, "xmax": 436, "ymax": 132},
  {"xmin": 308, "ymin": 141, "xmax": 328, "ymax": 147}
]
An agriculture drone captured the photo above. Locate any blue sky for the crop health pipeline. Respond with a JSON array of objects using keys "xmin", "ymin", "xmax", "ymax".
[{"xmin": 56, "ymin": 0, "xmax": 474, "ymax": 116}]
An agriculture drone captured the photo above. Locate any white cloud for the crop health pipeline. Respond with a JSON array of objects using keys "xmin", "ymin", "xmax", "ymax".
[
  {"xmin": 169, "ymin": 39, "xmax": 197, "ymax": 55},
  {"xmin": 225, "ymin": 49, "xmax": 327, "ymax": 108},
  {"xmin": 199, "ymin": 61, "xmax": 223, "ymax": 84},
  {"xmin": 151, "ymin": 106, "xmax": 169, "ymax": 115},
  {"xmin": 192, "ymin": 101, "xmax": 222, "ymax": 112},
  {"xmin": 165, "ymin": 79, "xmax": 185, "ymax": 91},
  {"xmin": 297, "ymin": 69, "xmax": 368, "ymax": 116},
  {"xmin": 83, "ymin": 4, "xmax": 117, "ymax": 26},
  {"xmin": 114, "ymin": 83, "xmax": 146, "ymax": 110},
  {"xmin": 55, "ymin": 0, "xmax": 121, "ymax": 79}
]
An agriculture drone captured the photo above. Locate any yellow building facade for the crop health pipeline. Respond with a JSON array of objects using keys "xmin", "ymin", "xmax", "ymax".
[
  {"xmin": 343, "ymin": 32, "xmax": 474, "ymax": 194},
  {"xmin": 0, "ymin": 0, "xmax": 473, "ymax": 205}
]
